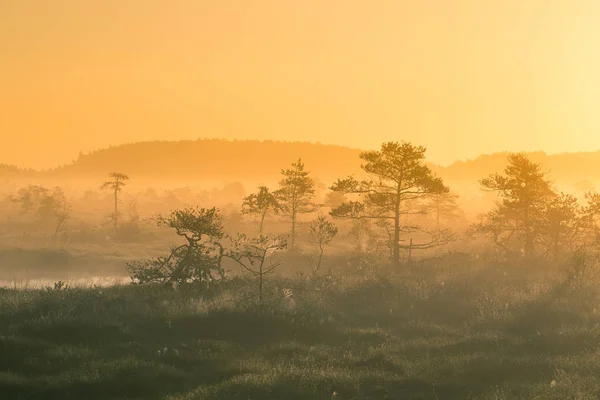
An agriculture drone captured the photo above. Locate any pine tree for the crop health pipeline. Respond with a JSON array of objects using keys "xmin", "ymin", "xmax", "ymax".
[
  {"xmin": 331, "ymin": 142, "xmax": 449, "ymax": 267},
  {"xmin": 275, "ymin": 159, "xmax": 316, "ymax": 249}
]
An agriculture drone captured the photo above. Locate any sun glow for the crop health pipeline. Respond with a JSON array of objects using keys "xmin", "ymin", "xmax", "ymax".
[{"xmin": 1, "ymin": 1, "xmax": 600, "ymax": 169}]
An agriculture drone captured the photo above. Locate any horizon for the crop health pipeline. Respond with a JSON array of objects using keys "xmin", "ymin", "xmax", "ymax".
[{"xmin": 2, "ymin": 137, "xmax": 600, "ymax": 172}]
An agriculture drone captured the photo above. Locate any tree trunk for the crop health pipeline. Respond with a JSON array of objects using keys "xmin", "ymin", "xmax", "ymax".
[
  {"xmin": 170, "ymin": 244, "xmax": 191, "ymax": 283},
  {"xmin": 113, "ymin": 188, "xmax": 118, "ymax": 237},
  {"xmin": 315, "ymin": 245, "xmax": 324, "ymax": 274},
  {"xmin": 53, "ymin": 218, "xmax": 65, "ymax": 238},
  {"xmin": 524, "ymin": 207, "xmax": 533, "ymax": 259},
  {"xmin": 291, "ymin": 211, "xmax": 296, "ymax": 249},
  {"xmin": 393, "ymin": 189, "xmax": 401, "ymax": 268},
  {"xmin": 259, "ymin": 262, "xmax": 263, "ymax": 306},
  {"xmin": 259, "ymin": 210, "xmax": 266, "ymax": 235}
]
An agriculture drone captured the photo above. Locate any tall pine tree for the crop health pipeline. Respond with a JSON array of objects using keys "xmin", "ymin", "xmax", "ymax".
[
  {"xmin": 275, "ymin": 159, "xmax": 316, "ymax": 249},
  {"xmin": 330, "ymin": 142, "xmax": 448, "ymax": 267}
]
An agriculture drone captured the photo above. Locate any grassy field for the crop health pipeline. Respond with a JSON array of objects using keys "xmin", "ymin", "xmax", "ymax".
[{"xmin": 1, "ymin": 257, "xmax": 599, "ymax": 400}]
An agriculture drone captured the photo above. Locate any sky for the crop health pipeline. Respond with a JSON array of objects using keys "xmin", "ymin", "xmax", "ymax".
[{"xmin": 1, "ymin": 0, "xmax": 600, "ymax": 169}]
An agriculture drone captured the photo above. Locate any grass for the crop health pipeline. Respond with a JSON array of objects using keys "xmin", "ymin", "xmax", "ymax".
[{"xmin": 1, "ymin": 258, "xmax": 600, "ymax": 400}]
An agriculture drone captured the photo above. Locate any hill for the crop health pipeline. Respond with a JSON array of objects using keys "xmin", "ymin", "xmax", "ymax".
[
  {"xmin": 2, "ymin": 139, "xmax": 599, "ymax": 186},
  {"xmin": 442, "ymin": 151, "xmax": 600, "ymax": 185},
  {"xmin": 52, "ymin": 139, "xmax": 364, "ymax": 183},
  {"xmin": 0, "ymin": 163, "xmax": 35, "ymax": 176}
]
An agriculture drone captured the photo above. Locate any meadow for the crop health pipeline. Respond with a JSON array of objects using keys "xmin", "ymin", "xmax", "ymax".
[{"xmin": 2, "ymin": 253, "xmax": 599, "ymax": 400}]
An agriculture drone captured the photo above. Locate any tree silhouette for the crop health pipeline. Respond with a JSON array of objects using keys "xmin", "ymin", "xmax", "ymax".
[
  {"xmin": 12, "ymin": 185, "xmax": 71, "ymax": 238},
  {"xmin": 226, "ymin": 234, "xmax": 287, "ymax": 305},
  {"xmin": 242, "ymin": 186, "xmax": 280, "ymax": 234},
  {"xmin": 330, "ymin": 141, "xmax": 449, "ymax": 267},
  {"xmin": 275, "ymin": 159, "xmax": 316, "ymax": 249},
  {"xmin": 100, "ymin": 172, "xmax": 129, "ymax": 236},
  {"xmin": 309, "ymin": 216, "xmax": 338, "ymax": 274},
  {"xmin": 127, "ymin": 207, "xmax": 225, "ymax": 285},
  {"xmin": 537, "ymin": 192, "xmax": 588, "ymax": 261},
  {"xmin": 475, "ymin": 153, "xmax": 555, "ymax": 259}
]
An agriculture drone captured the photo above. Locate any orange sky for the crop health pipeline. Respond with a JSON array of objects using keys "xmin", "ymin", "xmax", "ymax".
[{"xmin": 1, "ymin": 0, "xmax": 600, "ymax": 169}]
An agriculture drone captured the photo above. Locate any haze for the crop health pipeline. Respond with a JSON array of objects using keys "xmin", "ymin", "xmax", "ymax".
[
  {"xmin": 1, "ymin": 0, "xmax": 600, "ymax": 169},
  {"xmin": 5, "ymin": 3, "xmax": 600, "ymax": 397}
]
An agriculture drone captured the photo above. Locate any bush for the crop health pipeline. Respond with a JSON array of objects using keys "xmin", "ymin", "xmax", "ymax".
[{"xmin": 127, "ymin": 207, "xmax": 226, "ymax": 285}]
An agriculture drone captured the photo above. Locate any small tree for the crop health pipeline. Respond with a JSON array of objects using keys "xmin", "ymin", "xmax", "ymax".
[
  {"xmin": 242, "ymin": 186, "xmax": 280, "ymax": 234},
  {"xmin": 475, "ymin": 153, "xmax": 555, "ymax": 259},
  {"xmin": 117, "ymin": 198, "xmax": 142, "ymax": 238},
  {"xmin": 226, "ymin": 234, "xmax": 287, "ymax": 305},
  {"xmin": 13, "ymin": 185, "xmax": 48, "ymax": 216},
  {"xmin": 12, "ymin": 185, "xmax": 71, "ymax": 238},
  {"xmin": 126, "ymin": 207, "xmax": 225, "ymax": 285},
  {"xmin": 101, "ymin": 172, "xmax": 129, "ymax": 236},
  {"xmin": 275, "ymin": 159, "xmax": 317, "ymax": 249},
  {"xmin": 584, "ymin": 191, "xmax": 600, "ymax": 228},
  {"xmin": 47, "ymin": 187, "xmax": 71, "ymax": 238},
  {"xmin": 565, "ymin": 248, "xmax": 600, "ymax": 289},
  {"xmin": 309, "ymin": 216, "xmax": 338, "ymax": 274},
  {"xmin": 537, "ymin": 193, "xmax": 588, "ymax": 261},
  {"xmin": 578, "ymin": 191, "xmax": 600, "ymax": 249}
]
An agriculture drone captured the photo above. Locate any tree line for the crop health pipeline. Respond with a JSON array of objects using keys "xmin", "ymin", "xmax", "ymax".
[
  {"xmin": 119, "ymin": 140, "xmax": 600, "ymax": 305},
  {"xmin": 238, "ymin": 144, "xmax": 600, "ymax": 268},
  {"xmin": 9, "ymin": 141, "xmax": 600, "ymax": 289}
]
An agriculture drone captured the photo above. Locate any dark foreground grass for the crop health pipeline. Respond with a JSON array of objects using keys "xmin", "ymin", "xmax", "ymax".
[{"xmin": 1, "ymin": 261, "xmax": 600, "ymax": 400}]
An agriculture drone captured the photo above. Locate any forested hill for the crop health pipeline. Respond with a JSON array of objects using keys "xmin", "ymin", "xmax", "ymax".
[
  {"xmin": 441, "ymin": 151, "xmax": 600, "ymax": 184},
  {"xmin": 52, "ymin": 140, "xmax": 365, "ymax": 182},
  {"xmin": 0, "ymin": 163, "xmax": 36, "ymax": 177},
  {"xmin": 2, "ymin": 139, "xmax": 600, "ymax": 185}
]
